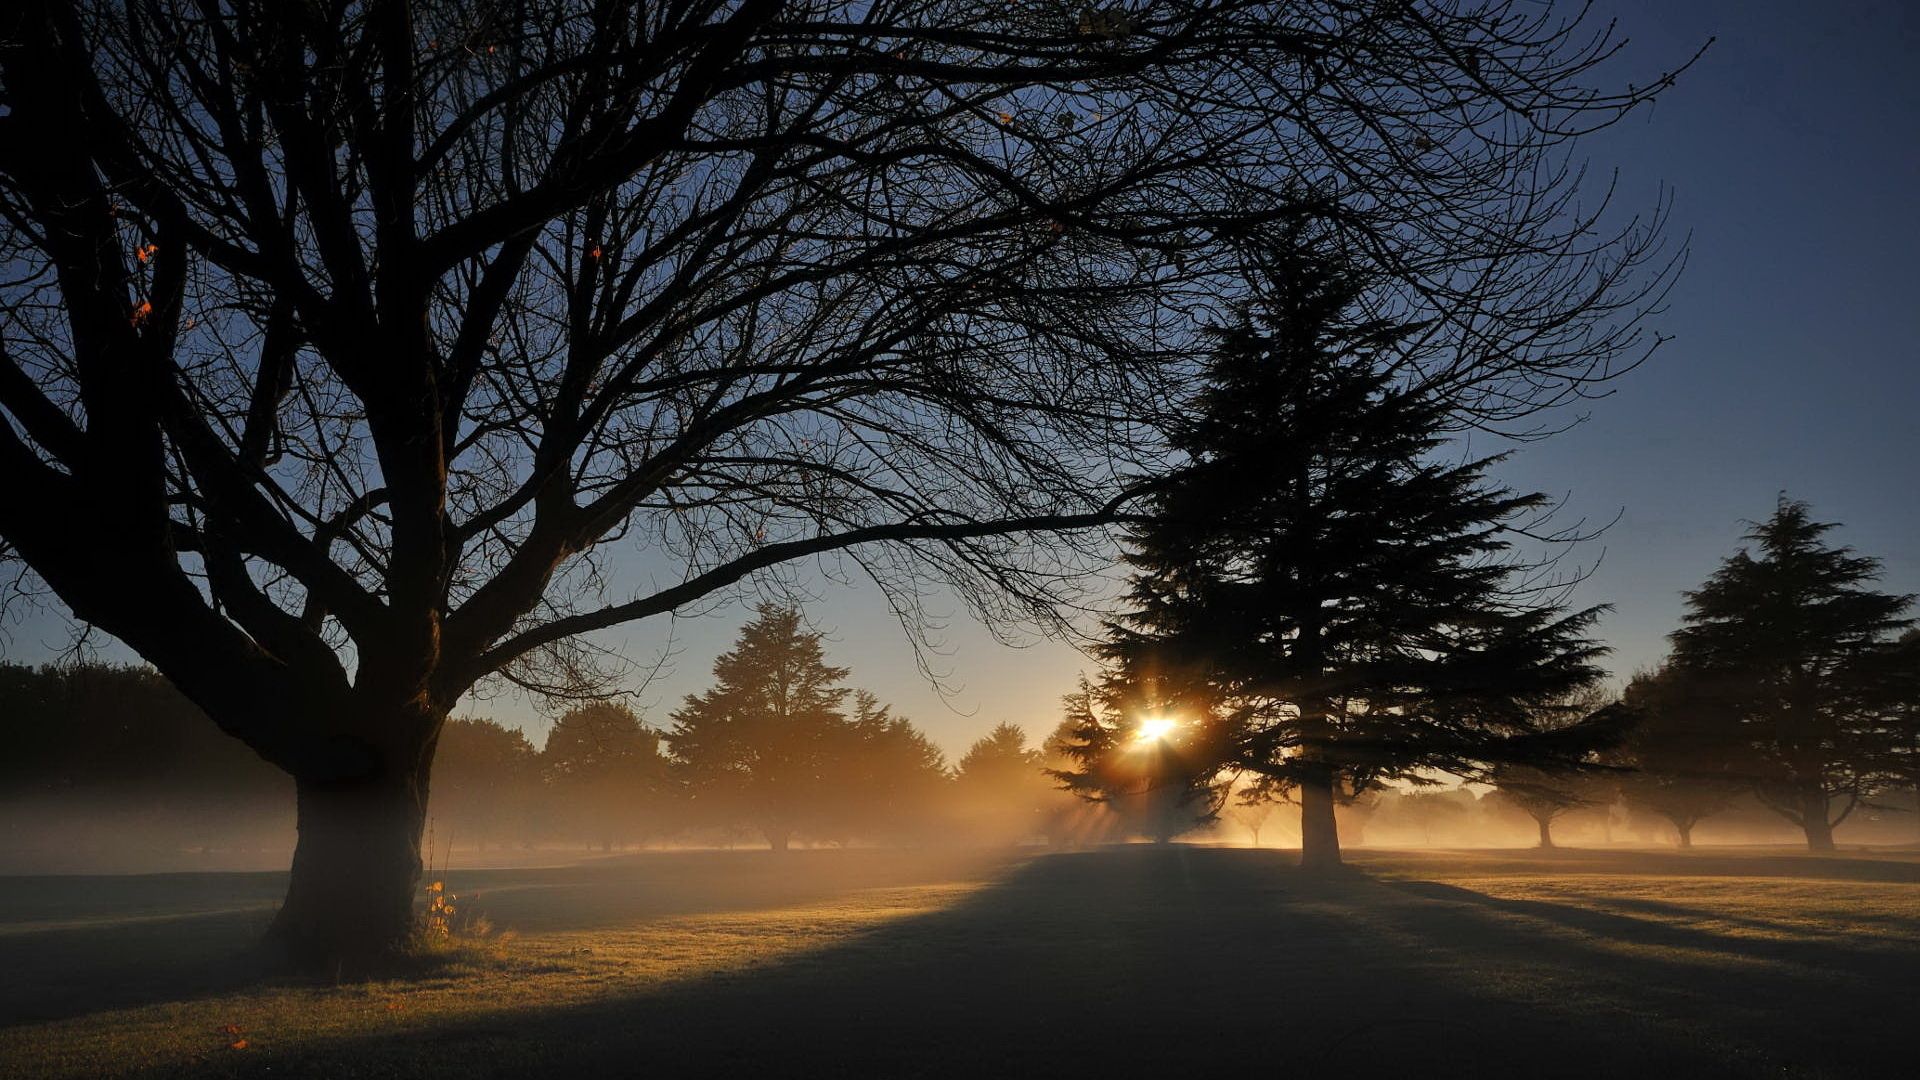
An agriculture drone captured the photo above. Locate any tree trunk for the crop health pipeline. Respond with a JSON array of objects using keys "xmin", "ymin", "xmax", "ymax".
[
  {"xmin": 268, "ymin": 765, "xmax": 430, "ymax": 971},
  {"xmin": 1675, "ymin": 820, "xmax": 1694, "ymax": 849},
  {"xmin": 1536, "ymin": 816, "xmax": 1555, "ymax": 849},
  {"xmin": 766, "ymin": 828, "xmax": 791, "ymax": 852},
  {"xmin": 1299, "ymin": 769, "xmax": 1341, "ymax": 869},
  {"xmin": 1800, "ymin": 789, "xmax": 1835, "ymax": 852}
]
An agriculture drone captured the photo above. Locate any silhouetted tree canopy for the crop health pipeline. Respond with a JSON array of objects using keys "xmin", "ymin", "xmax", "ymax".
[
  {"xmin": 819, "ymin": 690, "xmax": 949, "ymax": 844},
  {"xmin": 1085, "ymin": 251, "xmax": 1615, "ymax": 866},
  {"xmin": 1611, "ymin": 665, "xmax": 1742, "ymax": 848},
  {"xmin": 1048, "ymin": 674, "xmax": 1229, "ymax": 842},
  {"xmin": 952, "ymin": 722, "xmax": 1062, "ymax": 844},
  {"xmin": 1668, "ymin": 498, "xmax": 1917, "ymax": 851},
  {"xmin": 0, "ymin": 662, "xmax": 288, "ymax": 860},
  {"xmin": 430, "ymin": 716, "xmax": 540, "ymax": 850},
  {"xmin": 539, "ymin": 701, "xmax": 672, "ymax": 850},
  {"xmin": 0, "ymin": 0, "xmax": 1692, "ymax": 962}
]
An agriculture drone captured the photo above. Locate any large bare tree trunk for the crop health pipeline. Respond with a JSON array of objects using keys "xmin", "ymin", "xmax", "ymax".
[
  {"xmin": 1674, "ymin": 820, "xmax": 1694, "ymax": 849},
  {"xmin": 268, "ymin": 756, "xmax": 432, "ymax": 970},
  {"xmin": 1535, "ymin": 816, "xmax": 1556, "ymax": 849},
  {"xmin": 1299, "ymin": 769, "xmax": 1341, "ymax": 869}
]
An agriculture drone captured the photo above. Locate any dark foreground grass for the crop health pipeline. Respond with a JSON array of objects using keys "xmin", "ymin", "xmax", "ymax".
[{"xmin": 2, "ymin": 845, "xmax": 1917, "ymax": 1078}]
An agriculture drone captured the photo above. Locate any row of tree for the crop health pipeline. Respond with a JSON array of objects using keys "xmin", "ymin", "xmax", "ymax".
[
  {"xmin": 1049, "ymin": 255, "xmax": 1918, "ymax": 858},
  {"xmin": 0, "ymin": 608, "xmax": 1099, "ymax": 859},
  {"xmin": 444, "ymin": 605, "xmax": 1122, "ymax": 850},
  {"xmin": 1492, "ymin": 503, "xmax": 1920, "ymax": 851}
]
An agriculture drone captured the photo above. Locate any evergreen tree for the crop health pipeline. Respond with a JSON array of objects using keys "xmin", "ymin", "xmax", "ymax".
[
  {"xmin": 1093, "ymin": 256, "xmax": 1611, "ymax": 867},
  {"xmin": 954, "ymin": 722, "xmax": 1066, "ymax": 845},
  {"xmin": 1669, "ymin": 499, "xmax": 1915, "ymax": 850},
  {"xmin": 665, "ymin": 605, "xmax": 851, "ymax": 851},
  {"xmin": 822, "ymin": 691, "xmax": 949, "ymax": 844},
  {"xmin": 956, "ymin": 723, "xmax": 1043, "ymax": 785},
  {"xmin": 1048, "ymin": 675, "xmax": 1233, "ymax": 844}
]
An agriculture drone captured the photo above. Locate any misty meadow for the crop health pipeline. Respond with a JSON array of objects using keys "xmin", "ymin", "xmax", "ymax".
[{"xmin": 1, "ymin": 0, "xmax": 1916, "ymax": 1077}]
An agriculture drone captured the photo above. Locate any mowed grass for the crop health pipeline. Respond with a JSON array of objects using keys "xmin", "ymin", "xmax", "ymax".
[{"xmin": 2, "ymin": 845, "xmax": 1918, "ymax": 1079}]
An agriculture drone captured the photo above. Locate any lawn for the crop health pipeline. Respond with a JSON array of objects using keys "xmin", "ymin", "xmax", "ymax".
[{"xmin": 2, "ymin": 845, "xmax": 1917, "ymax": 1078}]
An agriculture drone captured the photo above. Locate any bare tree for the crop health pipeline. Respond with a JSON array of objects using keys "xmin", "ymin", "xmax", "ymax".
[
  {"xmin": 0, "ymin": 0, "xmax": 1691, "ymax": 965},
  {"xmin": 1225, "ymin": 793, "xmax": 1274, "ymax": 847}
]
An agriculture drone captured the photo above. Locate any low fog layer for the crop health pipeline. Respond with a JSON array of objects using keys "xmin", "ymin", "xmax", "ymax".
[{"xmin": 6, "ymin": 661, "xmax": 1914, "ymax": 876}]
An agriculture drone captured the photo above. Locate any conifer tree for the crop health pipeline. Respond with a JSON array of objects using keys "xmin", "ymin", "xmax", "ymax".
[
  {"xmin": 952, "ymin": 722, "xmax": 1058, "ymax": 844},
  {"xmin": 1093, "ymin": 254, "xmax": 1612, "ymax": 867},
  {"xmin": 1669, "ymin": 499, "xmax": 1916, "ymax": 850},
  {"xmin": 665, "ymin": 605, "xmax": 851, "ymax": 851},
  {"xmin": 822, "ymin": 691, "xmax": 949, "ymax": 844},
  {"xmin": 1047, "ymin": 675, "xmax": 1231, "ymax": 843}
]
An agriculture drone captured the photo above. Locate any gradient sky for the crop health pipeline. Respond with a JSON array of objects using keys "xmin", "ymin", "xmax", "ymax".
[{"xmin": 4, "ymin": 1, "xmax": 1915, "ymax": 762}]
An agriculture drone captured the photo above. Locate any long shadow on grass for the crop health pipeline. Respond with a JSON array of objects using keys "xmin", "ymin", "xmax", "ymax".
[
  {"xmin": 185, "ymin": 846, "xmax": 1920, "ymax": 1080},
  {"xmin": 1386, "ymin": 879, "xmax": 1920, "ymax": 973},
  {"xmin": 0, "ymin": 849, "xmax": 1018, "ymax": 1026}
]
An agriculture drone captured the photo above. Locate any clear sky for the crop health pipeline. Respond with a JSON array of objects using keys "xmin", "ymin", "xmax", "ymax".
[{"xmin": 4, "ymin": 1, "xmax": 1915, "ymax": 762}]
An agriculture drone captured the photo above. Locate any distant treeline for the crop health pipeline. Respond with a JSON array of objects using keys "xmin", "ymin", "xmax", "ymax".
[
  {"xmin": 0, "ymin": 607, "xmax": 1106, "ymax": 861},
  {"xmin": 0, "ymin": 662, "xmax": 292, "ymax": 865}
]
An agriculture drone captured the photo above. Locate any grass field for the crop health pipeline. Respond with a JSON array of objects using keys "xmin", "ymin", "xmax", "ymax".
[{"xmin": 3, "ymin": 845, "xmax": 1917, "ymax": 1078}]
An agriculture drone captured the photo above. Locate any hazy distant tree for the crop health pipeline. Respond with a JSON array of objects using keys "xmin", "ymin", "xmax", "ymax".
[
  {"xmin": 0, "ymin": 0, "xmax": 1692, "ymax": 963},
  {"xmin": 957, "ymin": 723, "xmax": 1043, "ymax": 786},
  {"xmin": 1048, "ymin": 675, "xmax": 1231, "ymax": 843},
  {"xmin": 1670, "ymin": 499, "xmax": 1916, "ymax": 851},
  {"xmin": 1485, "ymin": 688, "xmax": 1620, "ymax": 848},
  {"xmin": 822, "ymin": 690, "xmax": 949, "ymax": 844},
  {"xmin": 1612, "ymin": 667, "xmax": 1741, "ymax": 849},
  {"xmin": 1224, "ymin": 793, "xmax": 1276, "ymax": 847},
  {"xmin": 1381, "ymin": 790, "xmax": 1472, "ymax": 847},
  {"xmin": 430, "ymin": 717, "xmax": 539, "ymax": 851},
  {"xmin": 1487, "ymin": 767, "xmax": 1588, "ymax": 849},
  {"xmin": 667, "ymin": 606, "xmax": 850, "ymax": 850},
  {"xmin": 954, "ymin": 722, "xmax": 1055, "ymax": 844},
  {"xmin": 1036, "ymin": 716, "xmax": 1108, "ymax": 847},
  {"xmin": 0, "ymin": 663, "xmax": 288, "ymax": 854},
  {"xmin": 541, "ymin": 701, "xmax": 668, "ymax": 850},
  {"xmin": 1096, "ymin": 255, "xmax": 1612, "ymax": 868}
]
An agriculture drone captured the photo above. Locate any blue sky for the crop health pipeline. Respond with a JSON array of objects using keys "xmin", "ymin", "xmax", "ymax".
[{"xmin": 5, "ymin": 1, "xmax": 1916, "ymax": 761}]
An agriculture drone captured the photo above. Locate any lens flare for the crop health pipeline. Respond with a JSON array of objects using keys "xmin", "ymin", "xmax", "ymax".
[{"xmin": 1134, "ymin": 717, "xmax": 1179, "ymax": 743}]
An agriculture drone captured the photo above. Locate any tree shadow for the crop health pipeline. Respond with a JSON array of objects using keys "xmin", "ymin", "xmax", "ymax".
[
  {"xmin": 189, "ymin": 846, "xmax": 1918, "ymax": 1079},
  {"xmin": 0, "ymin": 909, "xmax": 301, "ymax": 1027},
  {"xmin": 1357, "ymin": 846, "xmax": 1920, "ymax": 883},
  {"xmin": 0, "ymin": 849, "xmax": 1018, "ymax": 1025}
]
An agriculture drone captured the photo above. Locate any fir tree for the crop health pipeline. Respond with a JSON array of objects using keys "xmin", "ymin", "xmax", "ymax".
[
  {"xmin": 1047, "ymin": 675, "xmax": 1231, "ymax": 844},
  {"xmin": 1094, "ymin": 256, "xmax": 1612, "ymax": 867},
  {"xmin": 1669, "ymin": 499, "xmax": 1916, "ymax": 850},
  {"xmin": 665, "ymin": 605, "xmax": 851, "ymax": 851}
]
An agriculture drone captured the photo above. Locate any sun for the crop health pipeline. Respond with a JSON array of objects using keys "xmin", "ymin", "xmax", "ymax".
[{"xmin": 1133, "ymin": 716, "xmax": 1179, "ymax": 744}]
